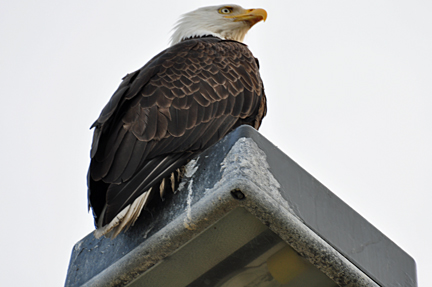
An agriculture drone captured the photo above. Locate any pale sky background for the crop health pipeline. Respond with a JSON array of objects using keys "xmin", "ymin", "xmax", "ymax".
[{"xmin": 1, "ymin": 1, "xmax": 431, "ymax": 286}]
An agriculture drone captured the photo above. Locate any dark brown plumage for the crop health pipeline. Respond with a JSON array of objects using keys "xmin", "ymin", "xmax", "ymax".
[{"xmin": 88, "ymin": 36, "xmax": 266, "ymax": 237}]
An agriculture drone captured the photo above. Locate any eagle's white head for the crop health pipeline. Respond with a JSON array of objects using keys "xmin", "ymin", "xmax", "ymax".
[{"xmin": 170, "ymin": 4, "xmax": 267, "ymax": 46}]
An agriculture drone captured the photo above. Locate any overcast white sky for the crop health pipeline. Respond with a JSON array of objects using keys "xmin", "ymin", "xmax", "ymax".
[{"xmin": 1, "ymin": 1, "xmax": 431, "ymax": 286}]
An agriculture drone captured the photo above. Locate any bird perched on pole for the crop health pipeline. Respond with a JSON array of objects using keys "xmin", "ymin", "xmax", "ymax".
[{"xmin": 88, "ymin": 4, "xmax": 267, "ymax": 238}]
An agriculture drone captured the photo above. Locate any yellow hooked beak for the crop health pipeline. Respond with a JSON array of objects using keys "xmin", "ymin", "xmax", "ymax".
[{"xmin": 224, "ymin": 8, "xmax": 267, "ymax": 26}]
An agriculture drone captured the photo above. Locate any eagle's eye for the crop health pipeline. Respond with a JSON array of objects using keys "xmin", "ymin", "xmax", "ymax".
[{"xmin": 218, "ymin": 7, "xmax": 233, "ymax": 14}]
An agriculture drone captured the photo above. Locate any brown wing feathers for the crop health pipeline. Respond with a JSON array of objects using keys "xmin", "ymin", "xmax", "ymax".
[{"xmin": 88, "ymin": 37, "xmax": 266, "ymax": 231}]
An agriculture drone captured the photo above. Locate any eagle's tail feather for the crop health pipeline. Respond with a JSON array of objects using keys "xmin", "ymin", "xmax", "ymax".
[
  {"xmin": 94, "ymin": 188, "xmax": 151, "ymax": 239},
  {"xmin": 94, "ymin": 164, "xmax": 188, "ymax": 239}
]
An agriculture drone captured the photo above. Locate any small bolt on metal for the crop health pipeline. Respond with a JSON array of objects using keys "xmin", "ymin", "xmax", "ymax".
[{"xmin": 231, "ymin": 189, "xmax": 246, "ymax": 200}]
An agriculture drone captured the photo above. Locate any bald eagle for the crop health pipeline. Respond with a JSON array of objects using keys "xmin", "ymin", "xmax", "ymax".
[{"xmin": 88, "ymin": 5, "xmax": 267, "ymax": 238}]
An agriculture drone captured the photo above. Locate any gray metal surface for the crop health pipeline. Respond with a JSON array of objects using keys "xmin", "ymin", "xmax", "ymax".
[{"xmin": 65, "ymin": 125, "xmax": 417, "ymax": 287}]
